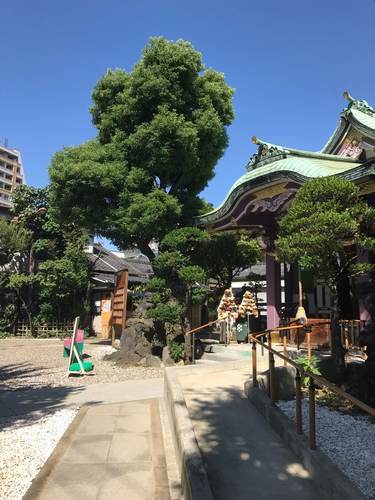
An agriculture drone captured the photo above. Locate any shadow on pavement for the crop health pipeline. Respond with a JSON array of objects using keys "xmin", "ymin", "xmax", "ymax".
[
  {"xmin": 182, "ymin": 382, "xmax": 317, "ymax": 500},
  {"xmin": 0, "ymin": 362, "xmax": 90, "ymax": 430}
]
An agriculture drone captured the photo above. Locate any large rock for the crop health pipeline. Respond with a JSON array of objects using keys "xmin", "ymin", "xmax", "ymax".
[
  {"xmin": 162, "ymin": 346, "xmax": 175, "ymax": 366},
  {"xmin": 107, "ymin": 295, "xmax": 162, "ymax": 367}
]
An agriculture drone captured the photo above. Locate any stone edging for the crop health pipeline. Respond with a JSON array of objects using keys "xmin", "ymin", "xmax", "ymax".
[
  {"xmin": 24, "ymin": 406, "xmax": 88, "ymax": 499},
  {"xmin": 164, "ymin": 367, "xmax": 214, "ymax": 500},
  {"xmin": 244, "ymin": 382, "xmax": 366, "ymax": 500}
]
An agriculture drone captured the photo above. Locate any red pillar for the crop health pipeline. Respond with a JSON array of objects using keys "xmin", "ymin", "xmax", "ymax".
[
  {"xmin": 266, "ymin": 254, "xmax": 281, "ymax": 330},
  {"xmin": 357, "ymin": 249, "xmax": 371, "ymax": 324}
]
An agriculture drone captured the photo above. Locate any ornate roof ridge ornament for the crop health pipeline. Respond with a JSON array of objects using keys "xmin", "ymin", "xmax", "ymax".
[
  {"xmin": 343, "ymin": 90, "xmax": 375, "ymax": 117},
  {"xmin": 247, "ymin": 136, "xmax": 289, "ymax": 170}
]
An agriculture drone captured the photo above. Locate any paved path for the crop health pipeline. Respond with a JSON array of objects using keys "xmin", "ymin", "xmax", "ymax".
[
  {"xmin": 179, "ymin": 365, "xmax": 320, "ymax": 499},
  {"xmin": 0, "ymin": 378, "xmax": 163, "ymax": 418},
  {"xmin": 26, "ymin": 399, "xmax": 172, "ymax": 500}
]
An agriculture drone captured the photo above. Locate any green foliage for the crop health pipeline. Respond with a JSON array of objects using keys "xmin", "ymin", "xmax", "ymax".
[
  {"xmin": 36, "ymin": 236, "xmax": 90, "ymax": 320},
  {"xmin": 276, "ymin": 177, "xmax": 375, "ymax": 378},
  {"xmin": 146, "ymin": 302, "xmax": 183, "ymax": 324},
  {"xmin": 0, "ymin": 331, "xmax": 10, "ymax": 339},
  {"xmin": 295, "ymin": 355, "xmax": 321, "ymax": 387},
  {"xmin": 1, "ymin": 186, "xmax": 91, "ymax": 328},
  {"xmin": 276, "ymin": 177, "xmax": 375, "ymax": 282},
  {"xmin": 203, "ymin": 231, "xmax": 261, "ymax": 291},
  {"xmin": 168, "ymin": 339, "xmax": 185, "ymax": 362},
  {"xmin": 178, "ymin": 265, "xmax": 206, "ymax": 286},
  {"xmin": 0, "ymin": 218, "xmax": 31, "ymax": 267},
  {"xmin": 147, "ymin": 226, "xmax": 260, "ymax": 326},
  {"xmin": 49, "ymin": 37, "xmax": 234, "ymax": 259}
]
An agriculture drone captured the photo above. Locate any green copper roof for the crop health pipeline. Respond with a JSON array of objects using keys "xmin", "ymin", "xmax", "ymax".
[
  {"xmin": 351, "ymin": 108, "xmax": 375, "ymax": 131},
  {"xmin": 198, "ymin": 93, "xmax": 374, "ymax": 226},
  {"xmin": 199, "ymin": 149, "xmax": 361, "ymax": 223},
  {"xmin": 322, "ymin": 93, "xmax": 375, "ymax": 153}
]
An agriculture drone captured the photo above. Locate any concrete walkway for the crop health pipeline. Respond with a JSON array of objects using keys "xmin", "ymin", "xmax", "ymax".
[
  {"xmin": 179, "ymin": 364, "xmax": 320, "ymax": 499},
  {"xmin": 0, "ymin": 378, "xmax": 163, "ymax": 419},
  {"xmin": 10, "ymin": 347, "xmax": 321, "ymax": 499},
  {"xmin": 26, "ymin": 399, "xmax": 172, "ymax": 500}
]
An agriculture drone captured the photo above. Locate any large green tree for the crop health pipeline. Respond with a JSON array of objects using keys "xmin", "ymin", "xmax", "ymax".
[
  {"xmin": 275, "ymin": 177, "xmax": 375, "ymax": 377},
  {"xmin": 0, "ymin": 219, "xmax": 31, "ymax": 332},
  {"xmin": 49, "ymin": 37, "xmax": 234, "ymax": 260},
  {"xmin": 6, "ymin": 186, "xmax": 91, "ymax": 331}
]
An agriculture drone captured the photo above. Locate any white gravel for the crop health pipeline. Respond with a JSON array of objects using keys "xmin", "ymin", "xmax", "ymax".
[
  {"xmin": 277, "ymin": 400, "xmax": 375, "ymax": 499},
  {"xmin": 0, "ymin": 409, "xmax": 77, "ymax": 500}
]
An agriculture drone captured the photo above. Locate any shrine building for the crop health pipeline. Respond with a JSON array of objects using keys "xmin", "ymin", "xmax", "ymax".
[{"xmin": 197, "ymin": 92, "xmax": 375, "ymax": 330}]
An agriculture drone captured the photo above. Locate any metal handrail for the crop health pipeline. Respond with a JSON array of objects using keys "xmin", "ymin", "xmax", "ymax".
[
  {"xmin": 250, "ymin": 330, "xmax": 375, "ymax": 450},
  {"xmin": 185, "ymin": 319, "xmax": 222, "ymax": 364},
  {"xmin": 184, "ymin": 319, "xmax": 220, "ymax": 337}
]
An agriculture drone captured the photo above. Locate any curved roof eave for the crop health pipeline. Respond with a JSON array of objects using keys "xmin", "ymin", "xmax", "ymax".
[
  {"xmin": 197, "ymin": 156, "xmax": 362, "ymax": 226},
  {"xmin": 321, "ymin": 94, "xmax": 375, "ymax": 154}
]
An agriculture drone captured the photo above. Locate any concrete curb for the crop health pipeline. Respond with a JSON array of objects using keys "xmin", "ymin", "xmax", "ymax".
[
  {"xmin": 244, "ymin": 382, "xmax": 366, "ymax": 500},
  {"xmin": 24, "ymin": 406, "xmax": 88, "ymax": 499},
  {"xmin": 164, "ymin": 367, "xmax": 214, "ymax": 500}
]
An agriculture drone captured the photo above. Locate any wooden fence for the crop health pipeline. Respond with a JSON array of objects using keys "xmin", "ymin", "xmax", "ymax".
[{"xmin": 16, "ymin": 320, "xmax": 74, "ymax": 337}]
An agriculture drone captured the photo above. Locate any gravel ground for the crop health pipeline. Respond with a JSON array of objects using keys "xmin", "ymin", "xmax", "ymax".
[
  {"xmin": 0, "ymin": 409, "xmax": 77, "ymax": 500},
  {"xmin": 0, "ymin": 337, "xmax": 163, "ymax": 390},
  {"xmin": 278, "ymin": 400, "xmax": 375, "ymax": 499},
  {"xmin": 0, "ymin": 337, "xmax": 163, "ymax": 500}
]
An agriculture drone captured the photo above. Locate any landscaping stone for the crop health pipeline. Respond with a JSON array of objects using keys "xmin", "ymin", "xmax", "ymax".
[
  {"xmin": 162, "ymin": 346, "xmax": 175, "ymax": 366},
  {"xmin": 107, "ymin": 295, "xmax": 162, "ymax": 368},
  {"xmin": 257, "ymin": 365, "xmax": 296, "ymax": 400}
]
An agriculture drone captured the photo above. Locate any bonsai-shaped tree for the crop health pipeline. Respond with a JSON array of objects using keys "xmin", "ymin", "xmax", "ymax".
[{"xmin": 276, "ymin": 177, "xmax": 375, "ymax": 379}]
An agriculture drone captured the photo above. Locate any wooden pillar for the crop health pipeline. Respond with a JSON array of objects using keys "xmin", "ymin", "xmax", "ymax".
[{"xmin": 266, "ymin": 254, "xmax": 281, "ymax": 330}]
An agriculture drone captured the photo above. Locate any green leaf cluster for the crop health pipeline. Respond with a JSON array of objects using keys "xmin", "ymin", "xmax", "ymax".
[
  {"xmin": 295, "ymin": 355, "xmax": 321, "ymax": 387},
  {"xmin": 49, "ymin": 37, "xmax": 234, "ymax": 260},
  {"xmin": 146, "ymin": 227, "xmax": 260, "ymax": 325},
  {"xmin": 1, "ymin": 186, "xmax": 91, "ymax": 331},
  {"xmin": 0, "ymin": 218, "xmax": 31, "ymax": 267},
  {"xmin": 168, "ymin": 339, "xmax": 185, "ymax": 362},
  {"xmin": 276, "ymin": 177, "xmax": 375, "ymax": 284}
]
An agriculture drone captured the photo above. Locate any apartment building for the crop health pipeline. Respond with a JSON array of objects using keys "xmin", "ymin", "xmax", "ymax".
[{"xmin": 0, "ymin": 144, "xmax": 25, "ymax": 216}]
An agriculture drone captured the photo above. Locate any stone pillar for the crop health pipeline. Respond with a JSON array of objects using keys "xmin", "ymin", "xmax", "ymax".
[
  {"xmin": 266, "ymin": 253, "xmax": 281, "ymax": 329},
  {"xmin": 357, "ymin": 248, "xmax": 371, "ymax": 323}
]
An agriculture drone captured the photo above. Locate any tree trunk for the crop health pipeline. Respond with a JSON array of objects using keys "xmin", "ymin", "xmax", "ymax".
[
  {"xmin": 184, "ymin": 288, "xmax": 192, "ymax": 362},
  {"xmin": 337, "ymin": 269, "xmax": 354, "ymax": 319},
  {"xmin": 329, "ymin": 285, "xmax": 346, "ymax": 381},
  {"xmin": 137, "ymin": 243, "xmax": 155, "ymax": 262}
]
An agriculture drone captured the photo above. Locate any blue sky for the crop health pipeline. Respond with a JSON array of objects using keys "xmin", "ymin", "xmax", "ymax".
[{"xmin": 1, "ymin": 0, "xmax": 375, "ymax": 210}]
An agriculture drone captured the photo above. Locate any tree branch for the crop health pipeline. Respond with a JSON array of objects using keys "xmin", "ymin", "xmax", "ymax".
[{"xmin": 138, "ymin": 242, "xmax": 156, "ymax": 262}]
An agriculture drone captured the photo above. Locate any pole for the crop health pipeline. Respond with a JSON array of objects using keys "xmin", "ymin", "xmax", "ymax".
[
  {"xmin": 270, "ymin": 351, "xmax": 276, "ymax": 406},
  {"xmin": 295, "ymin": 369, "xmax": 302, "ymax": 434},
  {"xmin": 252, "ymin": 340, "xmax": 257, "ymax": 387},
  {"xmin": 308, "ymin": 376, "xmax": 317, "ymax": 449},
  {"xmin": 307, "ymin": 330, "xmax": 312, "ymax": 359},
  {"xmin": 267, "ymin": 332, "xmax": 272, "ymax": 397},
  {"xmin": 283, "ymin": 334, "xmax": 287, "ymax": 366},
  {"xmin": 247, "ymin": 312, "xmax": 250, "ymax": 342},
  {"xmin": 192, "ymin": 332, "xmax": 195, "ymax": 364}
]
